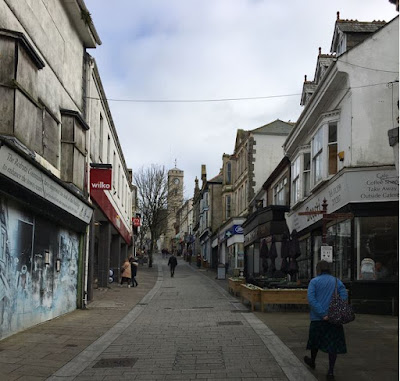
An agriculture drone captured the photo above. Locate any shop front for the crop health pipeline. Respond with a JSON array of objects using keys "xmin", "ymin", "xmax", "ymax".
[
  {"xmin": 0, "ymin": 140, "xmax": 93, "ymax": 340},
  {"xmin": 243, "ymin": 205, "xmax": 289, "ymax": 283},
  {"xmin": 286, "ymin": 167, "xmax": 399, "ymax": 314}
]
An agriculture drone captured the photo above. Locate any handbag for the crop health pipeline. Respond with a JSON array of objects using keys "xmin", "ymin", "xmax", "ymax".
[{"xmin": 328, "ymin": 278, "xmax": 355, "ymax": 325}]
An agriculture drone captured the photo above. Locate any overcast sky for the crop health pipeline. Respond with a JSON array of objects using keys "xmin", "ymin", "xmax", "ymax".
[{"xmin": 84, "ymin": 0, "xmax": 398, "ymax": 199}]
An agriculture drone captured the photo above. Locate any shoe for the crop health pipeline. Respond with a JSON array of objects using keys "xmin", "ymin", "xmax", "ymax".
[
  {"xmin": 128, "ymin": 285, "xmax": 131, "ymax": 288},
  {"xmin": 304, "ymin": 356, "xmax": 315, "ymax": 369},
  {"xmin": 326, "ymin": 373, "xmax": 335, "ymax": 380}
]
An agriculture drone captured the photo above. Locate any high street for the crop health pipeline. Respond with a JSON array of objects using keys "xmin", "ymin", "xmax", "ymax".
[{"xmin": 0, "ymin": 255, "xmax": 397, "ymax": 380}]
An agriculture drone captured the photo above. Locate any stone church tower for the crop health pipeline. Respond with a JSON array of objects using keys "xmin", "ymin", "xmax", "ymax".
[{"xmin": 165, "ymin": 166, "xmax": 184, "ymax": 252}]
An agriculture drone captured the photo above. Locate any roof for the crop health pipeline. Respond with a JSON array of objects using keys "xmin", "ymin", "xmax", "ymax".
[{"xmin": 251, "ymin": 119, "xmax": 294, "ymax": 135}]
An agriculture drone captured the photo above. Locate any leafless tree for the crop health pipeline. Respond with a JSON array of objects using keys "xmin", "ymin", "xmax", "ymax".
[{"xmin": 133, "ymin": 164, "xmax": 168, "ymax": 266}]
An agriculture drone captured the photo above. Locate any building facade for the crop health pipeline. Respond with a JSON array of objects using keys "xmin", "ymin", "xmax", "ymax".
[{"xmin": 284, "ymin": 15, "xmax": 399, "ymax": 314}]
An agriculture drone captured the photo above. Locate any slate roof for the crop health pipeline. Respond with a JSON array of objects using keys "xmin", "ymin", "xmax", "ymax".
[
  {"xmin": 336, "ymin": 20, "xmax": 386, "ymax": 33},
  {"xmin": 251, "ymin": 119, "xmax": 294, "ymax": 135}
]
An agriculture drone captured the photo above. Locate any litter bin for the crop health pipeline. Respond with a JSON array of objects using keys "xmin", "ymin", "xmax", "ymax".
[{"xmin": 217, "ymin": 264, "xmax": 226, "ymax": 280}]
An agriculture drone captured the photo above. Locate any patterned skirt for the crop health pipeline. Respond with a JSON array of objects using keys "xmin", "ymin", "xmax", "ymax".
[{"xmin": 306, "ymin": 321, "xmax": 347, "ymax": 354}]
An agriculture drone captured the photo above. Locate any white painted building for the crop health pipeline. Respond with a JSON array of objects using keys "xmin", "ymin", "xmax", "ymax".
[{"xmin": 283, "ymin": 15, "xmax": 399, "ymax": 314}]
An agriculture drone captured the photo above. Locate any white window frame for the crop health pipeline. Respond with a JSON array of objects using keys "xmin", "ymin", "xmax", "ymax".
[
  {"xmin": 291, "ymin": 156, "xmax": 301, "ymax": 205},
  {"xmin": 312, "ymin": 127, "xmax": 324, "ymax": 186}
]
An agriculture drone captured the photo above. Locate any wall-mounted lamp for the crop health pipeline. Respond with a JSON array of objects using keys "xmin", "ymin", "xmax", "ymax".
[
  {"xmin": 338, "ymin": 151, "xmax": 345, "ymax": 161},
  {"xmin": 56, "ymin": 258, "xmax": 61, "ymax": 272},
  {"xmin": 44, "ymin": 250, "xmax": 50, "ymax": 265}
]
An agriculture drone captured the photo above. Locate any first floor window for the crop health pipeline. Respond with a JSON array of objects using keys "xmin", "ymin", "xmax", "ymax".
[
  {"xmin": 312, "ymin": 127, "xmax": 323, "ymax": 184},
  {"xmin": 273, "ymin": 177, "xmax": 287, "ymax": 205},
  {"xmin": 291, "ymin": 157, "xmax": 301, "ymax": 204},
  {"xmin": 225, "ymin": 195, "xmax": 231, "ymax": 219}
]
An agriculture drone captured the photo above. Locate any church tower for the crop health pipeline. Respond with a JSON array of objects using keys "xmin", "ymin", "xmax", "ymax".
[{"xmin": 166, "ymin": 165, "xmax": 184, "ymax": 252}]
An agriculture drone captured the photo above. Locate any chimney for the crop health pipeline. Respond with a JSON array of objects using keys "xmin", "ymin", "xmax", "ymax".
[
  {"xmin": 337, "ymin": 11, "xmax": 340, "ymax": 20},
  {"xmin": 201, "ymin": 164, "xmax": 207, "ymax": 185}
]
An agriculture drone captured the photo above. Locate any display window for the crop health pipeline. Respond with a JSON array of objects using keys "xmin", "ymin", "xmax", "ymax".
[
  {"xmin": 355, "ymin": 216, "xmax": 398, "ymax": 281},
  {"xmin": 327, "ymin": 219, "xmax": 352, "ymax": 281},
  {"xmin": 297, "ymin": 236, "xmax": 312, "ymax": 280}
]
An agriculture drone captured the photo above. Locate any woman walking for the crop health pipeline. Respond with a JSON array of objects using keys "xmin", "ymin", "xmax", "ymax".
[
  {"xmin": 304, "ymin": 260, "xmax": 348, "ymax": 380},
  {"xmin": 120, "ymin": 258, "xmax": 131, "ymax": 288}
]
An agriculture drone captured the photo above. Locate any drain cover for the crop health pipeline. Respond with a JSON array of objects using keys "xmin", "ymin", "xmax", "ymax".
[
  {"xmin": 93, "ymin": 357, "xmax": 138, "ymax": 368},
  {"xmin": 217, "ymin": 321, "xmax": 243, "ymax": 326}
]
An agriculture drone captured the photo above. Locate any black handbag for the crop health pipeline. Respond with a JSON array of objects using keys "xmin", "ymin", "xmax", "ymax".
[{"xmin": 328, "ymin": 278, "xmax": 355, "ymax": 325}]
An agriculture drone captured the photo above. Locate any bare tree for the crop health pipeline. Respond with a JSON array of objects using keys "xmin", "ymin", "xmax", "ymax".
[{"xmin": 133, "ymin": 164, "xmax": 168, "ymax": 267}]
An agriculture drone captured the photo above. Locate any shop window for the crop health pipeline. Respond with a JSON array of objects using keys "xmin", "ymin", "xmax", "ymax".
[
  {"xmin": 312, "ymin": 127, "xmax": 323, "ymax": 184},
  {"xmin": 291, "ymin": 157, "xmax": 301, "ymax": 204},
  {"xmin": 328, "ymin": 122, "xmax": 338, "ymax": 175},
  {"xmin": 326, "ymin": 219, "xmax": 352, "ymax": 281},
  {"xmin": 355, "ymin": 216, "xmax": 398, "ymax": 281},
  {"xmin": 297, "ymin": 236, "xmax": 312, "ymax": 280}
]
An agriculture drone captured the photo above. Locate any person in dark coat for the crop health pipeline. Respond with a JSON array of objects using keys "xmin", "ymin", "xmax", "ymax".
[
  {"xmin": 129, "ymin": 256, "xmax": 139, "ymax": 287},
  {"xmin": 304, "ymin": 260, "xmax": 348, "ymax": 380},
  {"xmin": 168, "ymin": 254, "xmax": 178, "ymax": 277}
]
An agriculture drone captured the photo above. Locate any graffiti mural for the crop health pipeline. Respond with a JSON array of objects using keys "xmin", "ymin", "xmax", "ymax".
[{"xmin": 0, "ymin": 196, "xmax": 81, "ymax": 340}]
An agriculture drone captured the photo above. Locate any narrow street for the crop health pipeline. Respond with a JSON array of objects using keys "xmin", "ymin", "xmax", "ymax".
[{"xmin": 47, "ymin": 255, "xmax": 314, "ymax": 381}]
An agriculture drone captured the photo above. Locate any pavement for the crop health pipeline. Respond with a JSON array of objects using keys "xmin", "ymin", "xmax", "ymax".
[{"xmin": 0, "ymin": 254, "xmax": 397, "ymax": 381}]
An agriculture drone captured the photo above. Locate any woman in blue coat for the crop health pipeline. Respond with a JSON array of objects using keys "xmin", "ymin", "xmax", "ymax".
[{"xmin": 304, "ymin": 260, "xmax": 348, "ymax": 380}]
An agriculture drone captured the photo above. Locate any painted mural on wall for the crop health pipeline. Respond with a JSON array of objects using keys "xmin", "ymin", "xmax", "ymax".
[{"xmin": 0, "ymin": 196, "xmax": 80, "ymax": 340}]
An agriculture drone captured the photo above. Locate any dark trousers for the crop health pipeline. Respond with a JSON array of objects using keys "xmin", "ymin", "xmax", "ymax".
[
  {"xmin": 170, "ymin": 266, "xmax": 176, "ymax": 277},
  {"xmin": 131, "ymin": 275, "xmax": 138, "ymax": 286}
]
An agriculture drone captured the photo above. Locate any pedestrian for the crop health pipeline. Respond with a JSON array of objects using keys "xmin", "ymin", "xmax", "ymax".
[
  {"xmin": 129, "ymin": 256, "xmax": 139, "ymax": 287},
  {"xmin": 168, "ymin": 253, "xmax": 178, "ymax": 277},
  {"xmin": 120, "ymin": 258, "xmax": 131, "ymax": 288},
  {"xmin": 304, "ymin": 260, "xmax": 348, "ymax": 380}
]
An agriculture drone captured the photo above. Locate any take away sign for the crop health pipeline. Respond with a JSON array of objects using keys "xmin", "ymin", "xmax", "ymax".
[{"xmin": 90, "ymin": 167, "xmax": 112, "ymax": 192}]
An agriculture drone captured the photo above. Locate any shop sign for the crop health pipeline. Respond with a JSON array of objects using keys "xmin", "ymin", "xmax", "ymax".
[
  {"xmin": 132, "ymin": 217, "xmax": 141, "ymax": 227},
  {"xmin": 287, "ymin": 168, "xmax": 399, "ymax": 233},
  {"xmin": 0, "ymin": 145, "xmax": 92, "ymax": 223},
  {"xmin": 321, "ymin": 246, "xmax": 333, "ymax": 262},
  {"xmin": 90, "ymin": 167, "xmax": 112, "ymax": 191}
]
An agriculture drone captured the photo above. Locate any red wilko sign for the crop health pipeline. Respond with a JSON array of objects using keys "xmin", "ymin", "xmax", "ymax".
[
  {"xmin": 132, "ymin": 217, "xmax": 141, "ymax": 227},
  {"xmin": 90, "ymin": 168, "xmax": 112, "ymax": 192}
]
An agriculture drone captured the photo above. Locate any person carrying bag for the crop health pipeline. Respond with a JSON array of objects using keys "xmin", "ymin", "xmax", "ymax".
[{"xmin": 304, "ymin": 260, "xmax": 352, "ymax": 380}]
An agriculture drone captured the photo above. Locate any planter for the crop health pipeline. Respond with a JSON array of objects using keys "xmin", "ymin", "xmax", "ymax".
[
  {"xmin": 240, "ymin": 284, "xmax": 263, "ymax": 311},
  {"xmin": 228, "ymin": 277, "xmax": 245, "ymax": 296},
  {"xmin": 260, "ymin": 288, "xmax": 308, "ymax": 312}
]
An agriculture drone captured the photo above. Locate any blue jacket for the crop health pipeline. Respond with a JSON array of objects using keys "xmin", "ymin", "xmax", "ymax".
[{"xmin": 307, "ymin": 273, "xmax": 347, "ymax": 321}]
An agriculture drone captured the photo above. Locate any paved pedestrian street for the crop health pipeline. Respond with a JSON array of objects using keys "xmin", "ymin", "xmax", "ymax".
[{"xmin": 47, "ymin": 256, "xmax": 315, "ymax": 381}]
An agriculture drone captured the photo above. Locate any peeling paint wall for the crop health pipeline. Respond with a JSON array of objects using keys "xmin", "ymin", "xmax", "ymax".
[{"xmin": 0, "ymin": 196, "xmax": 80, "ymax": 340}]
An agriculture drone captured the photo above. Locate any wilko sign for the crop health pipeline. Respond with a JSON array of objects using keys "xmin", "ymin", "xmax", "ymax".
[
  {"xmin": 90, "ymin": 167, "xmax": 112, "ymax": 192},
  {"xmin": 132, "ymin": 217, "xmax": 141, "ymax": 227}
]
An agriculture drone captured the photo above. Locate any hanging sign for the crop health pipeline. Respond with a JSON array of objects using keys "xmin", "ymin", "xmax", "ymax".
[
  {"xmin": 90, "ymin": 167, "xmax": 112, "ymax": 192},
  {"xmin": 132, "ymin": 217, "xmax": 141, "ymax": 227}
]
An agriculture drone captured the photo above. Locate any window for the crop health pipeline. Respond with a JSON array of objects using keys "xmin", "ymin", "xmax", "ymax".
[
  {"xmin": 107, "ymin": 135, "xmax": 111, "ymax": 164},
  {"xmin": 99, "ymin": 114, "xmax": 103, "ymax": 161},
  {"xmin": 291, "ymin": 157, "xmax": 301, "ymax": 204},
  {"xmin": 273, "ymin": 177, "xmax": 286, "ymax": 205},
  {"xmin": 225, "ymin": 195, "xmax": 231, "ymax": 219},
  {"xmin": 328, "ymin": 122, "xmax": 338, "ymax": 175},
  {"xmin": 355, "ymin": 216, "xmax": 398, "ymax": 281},
  {"xmin": 112, "ymin": 151, "xmax": 116, "ymax": 189},
  {"xmin": 226, "ymin": 162, "xmax": 231, "ymax": 184},
  {"xmin": 118, "ymin": 164, "xmax": 121, "ymax": 198},
  {"xmin": 303, "ymin": 152, "xmax": 311, "ymax": 196},
  {"xmin": 312, "ymin": 127, "xmax": 323, "ymax": 184}
]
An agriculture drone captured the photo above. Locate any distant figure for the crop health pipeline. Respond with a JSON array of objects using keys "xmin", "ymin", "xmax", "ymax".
[
  {"xmin": 168, "ymin": 254, "xmax": 178, "ymax": 277},
  {"xmin": 129, "ymin": 256, "xmax": 139, "ymax": 287},
  {"xmin": 120, "ymin": 258, "xmax": 131, "ymax": 288}
]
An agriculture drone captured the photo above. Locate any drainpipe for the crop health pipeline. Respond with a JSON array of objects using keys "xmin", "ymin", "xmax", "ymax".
[{"xmin": 83, "ymin": 55, "xmax": 95, "ymax": 308}]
